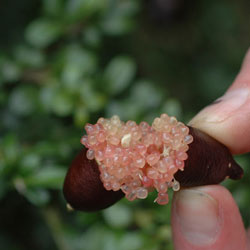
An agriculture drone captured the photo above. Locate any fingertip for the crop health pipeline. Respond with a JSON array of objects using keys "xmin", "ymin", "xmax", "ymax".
[
  {"xmin": 189, "ymin": 87, "xmax": 250, "ymax": 154},
  {"xmin": 189, "ymin": 48, "xmax": 250, "ymax": 154},
  {"xmin": 171, "ymin": 185, "xmax": 247, "ymax": 250},
  {"xmin": 231, "ymin": 47, "xmax": 250, "ymax": 90}
]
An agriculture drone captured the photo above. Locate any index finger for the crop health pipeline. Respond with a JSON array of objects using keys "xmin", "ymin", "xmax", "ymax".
[{"xmin": 189, "ymin": 48, "xmax": 250, "ymax": 155}]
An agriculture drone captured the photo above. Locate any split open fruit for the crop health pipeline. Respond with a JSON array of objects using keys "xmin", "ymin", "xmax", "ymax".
[{"xmin": 63, "ymin": 114, "xmax": 243, "ymax": 212}]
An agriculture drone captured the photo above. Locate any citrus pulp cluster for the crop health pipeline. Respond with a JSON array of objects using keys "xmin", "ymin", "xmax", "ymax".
[{"xmin": 81, "ymin": 114, "xmax": 193, "ymax": 205}]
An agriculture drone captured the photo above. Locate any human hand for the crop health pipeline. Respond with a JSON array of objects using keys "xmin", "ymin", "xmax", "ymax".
[{"xmin": 171, "ymin": 48, "xmax": 250, "ymax": 250}]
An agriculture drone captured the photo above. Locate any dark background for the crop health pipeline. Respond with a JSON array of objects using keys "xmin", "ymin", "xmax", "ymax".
[{"xmin": 0, "ymin": 0, "xmax": 250, "ymax": 249}]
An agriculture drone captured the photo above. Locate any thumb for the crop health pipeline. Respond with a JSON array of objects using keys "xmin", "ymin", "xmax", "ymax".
[
  {"xmin": 171, "ymin": 186, "xmax": 248, "ymax": 250},
  {"xmin": 189, "ymin": 48, "xmax": 250, "ymax": 155}
]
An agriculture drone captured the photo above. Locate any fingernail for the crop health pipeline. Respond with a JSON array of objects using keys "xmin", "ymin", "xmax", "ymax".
[
  {"xmin": 190, "ymin": 88, "xmax": 249, "ymax": 124},
  {"xmin": 174, "ymin": 188, "xmax": 222, "ymax": 246}
]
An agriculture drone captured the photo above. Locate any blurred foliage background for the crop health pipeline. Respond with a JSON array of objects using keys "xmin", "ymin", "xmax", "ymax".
[{"xmin": 0, "ymin": 0, "xmax": 250, "ymax": 249}]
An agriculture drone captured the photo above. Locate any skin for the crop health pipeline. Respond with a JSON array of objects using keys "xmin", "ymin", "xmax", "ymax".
[{"xmin": 171, "ymin": 48, "xmax": 250, "ymax": 250}]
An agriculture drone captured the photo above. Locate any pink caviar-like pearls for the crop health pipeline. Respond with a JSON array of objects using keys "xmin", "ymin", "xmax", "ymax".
[{"xmin": 81, "ymin": 114, "xmax": 193, "ymax": 205}]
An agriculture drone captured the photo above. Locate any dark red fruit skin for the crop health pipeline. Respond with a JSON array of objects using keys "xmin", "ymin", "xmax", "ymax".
[
  {"xmin": 63, "ymin": 148, "xmax": 124, "ymax": 212},
  {"xmin": 174, "ymin": 126, "xmax": 244, "ymax": 186},
  {"xmin": 63, "ymin": 126, "xmax": 243, "ymax": 212}
]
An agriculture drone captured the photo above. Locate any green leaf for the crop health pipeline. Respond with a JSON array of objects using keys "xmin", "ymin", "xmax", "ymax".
[
  {"xmin": 24, "ymin": 188, "xmax": 50, "ymax": 206},
  {"xmin": 61, "ymin": 45, "xmax": 97, "ymax": 88},
  {"xmin": 101, "ymin": 1, "xmax": 139, "ymax": 35},
  {"xmin": 0, "ymin": 60, "xmax": 21, "ymax": 82},
  {"xmin": 128, "ymin": 80, "xmax": 163, "ymax": 113},
  {"xmin": 82, "ymin": 225, "xmax": 119, "ymax": 250},
  {"xmin": 79, "ymin": 81, "xmax": 106, "ymax": 112},
  {"xmin": 66, "ymin": 0, "xmax": 107, "ymax": 21},
  {"xmin": 24, "ymin": 166, "xmax": 66, "ymax": 189},
  {"xmin": 20, "ymin": 153, "xmax": 41, "ymax": 176},
  {"xmin": 102, "ymin": 203, "xmax": 133, "ymax": 228},
  {"xmin": 104, "ymin": 56, "xmax": 136, "ymax": 95},
  {"xmin": 39, "ymin": 81, "xmax": 58, "ymax": 112},
  {"xmin": 74, "ymin": 106, "xmax": 89, "ymax": 127},
  {"xmin": 134, "ymin": 210, "xmax": 154, "ymax": 229},
  {"xmin": 51, "ymin": 89, "xmax": 74, "ymax": 116},
  {"xmin": 101, "ymin": 16, "xmax": 134, "ymax": 36},
  {"xmin": 119, "ymin": 232, "xmax": 143, "ymax": 250},
  {"xmin": 102, "ymin": 232, "xmax": 119, "ymax": 250},
  {"xmin": 156, "ymin": 225, "xmax": 172, "ymax": 241},
  {"xmin": 161, "ymin": 98, "xmax": 182, "ymax": 119},
  {"xmin": 8, "ymin": 86, "xmax": 38, "ymax": 116},
  {"xmin": 83, "ymin": 27, "xmax": 102, "ymax": 48},
  {"xmin": 1, "ymin": 134, "xmax": 20, "ymax": 166},
  {"xmin": 106, "ymin": 99, "xmax": 141, "ymax": 121},
  {"xmin": 15, "ymin": 45, "xmax": 45, "ymax": 67},
  {"xmin": 43, "ymin": 0, "xmax": 63, "ymax": 16},
  {"xmin": 25, "ymin": 18, "xmax": 62, "ymax": 48}
]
